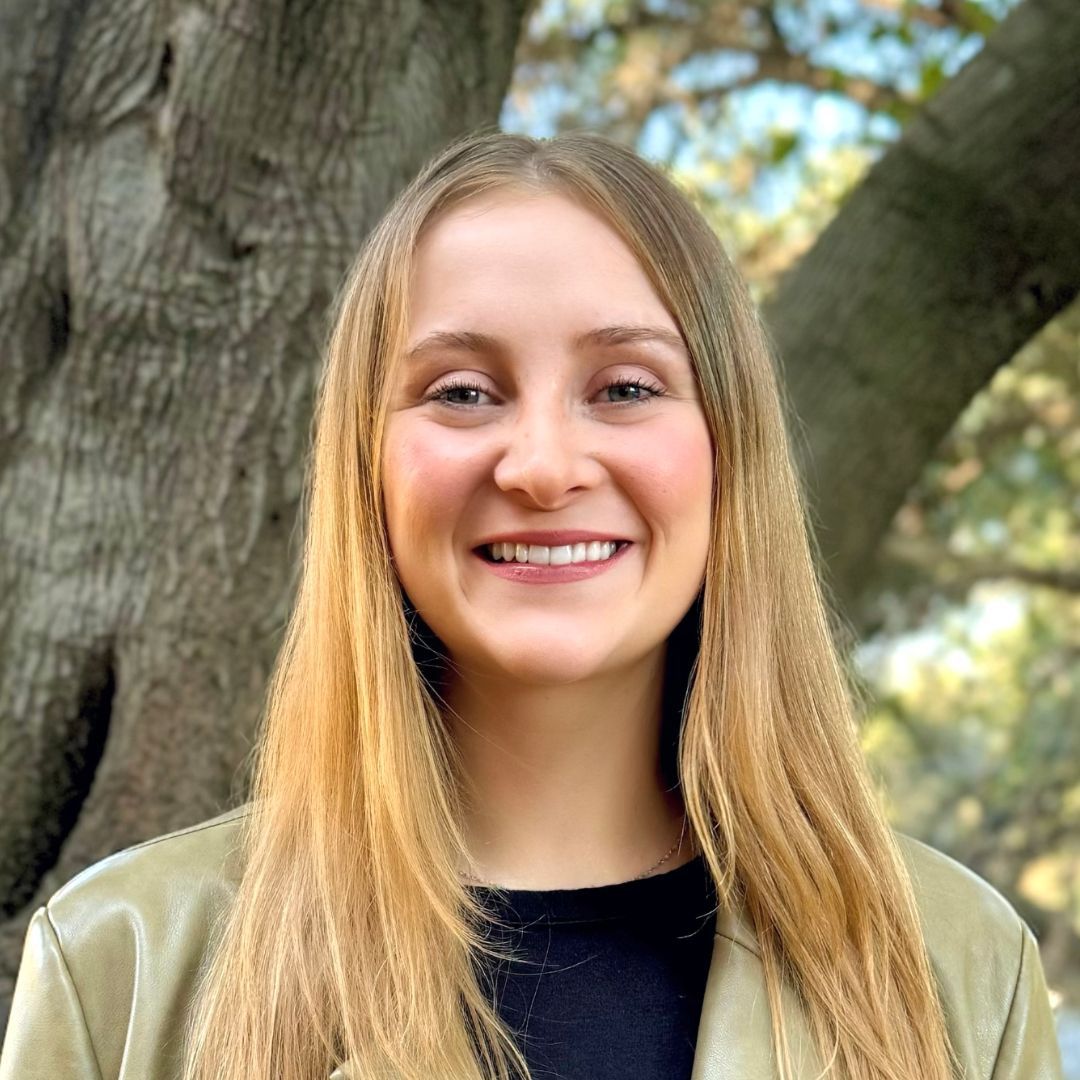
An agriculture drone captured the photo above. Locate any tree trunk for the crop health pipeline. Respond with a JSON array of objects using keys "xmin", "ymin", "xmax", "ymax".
[
  {"xmin": 764, "ymin": 0, "xmax": 1080, "ymax": 622},
  {"xmin": 0, "ymin": 0, "xmax": 527, "ymax": 1025}
]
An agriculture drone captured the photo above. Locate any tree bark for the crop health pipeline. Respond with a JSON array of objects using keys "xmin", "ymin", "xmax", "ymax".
[
  {"xmin": 0, "ymin": 0, "xmax": 527, "ymax": 1025},
  {"xmin": 763, "ymin": 0, "xmax": 1080, "ymax": 621}
]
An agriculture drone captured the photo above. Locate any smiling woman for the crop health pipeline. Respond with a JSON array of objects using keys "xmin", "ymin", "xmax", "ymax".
[
  {"xmin": 0, "ymin": 130, "xmax": 1063, "ymax": 1080},
  {"xmin": 381, "ymin": 189, "xmax": 714, "ymax": 758}
]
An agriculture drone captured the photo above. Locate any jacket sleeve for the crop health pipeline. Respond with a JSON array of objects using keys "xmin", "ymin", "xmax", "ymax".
[
  {"xmin": 0, "ymin": 906, "xmax": 103, "ymax": 1080},
  {"xmin": 991, "ymin": 920, "xmax": 1065, "ymax": 1080}
]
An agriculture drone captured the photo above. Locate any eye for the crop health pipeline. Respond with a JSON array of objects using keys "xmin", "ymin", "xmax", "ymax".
[
  {"xmin": 600, "ymin": 376, "xmax": 666, "ymax": 406},
  {"xmin": 423, "ymin": 377, "xmax": 491, "ymax": 408},
  {"xmin": 423, "ymin": 375, "xmax": 667, "ymax": 409}
]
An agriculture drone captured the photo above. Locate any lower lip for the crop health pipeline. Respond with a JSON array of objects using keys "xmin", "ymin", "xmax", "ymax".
[{"xmin": 472, "ymin": 543, "xmax": 634, "ymax": 584}]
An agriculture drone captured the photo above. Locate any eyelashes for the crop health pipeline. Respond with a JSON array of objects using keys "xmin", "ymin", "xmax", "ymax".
[{"xmin": 423, "ymin": 375, "xmax": 667, "ymax": 409}]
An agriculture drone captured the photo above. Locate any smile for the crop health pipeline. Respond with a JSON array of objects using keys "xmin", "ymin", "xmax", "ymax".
[
  {"xmin": 471, "ymin": 541, "xmax": 634, "ymax": 584},
  {"xmin": 482, "ymin": 540, "xmax": 628, "ymax": 565}
]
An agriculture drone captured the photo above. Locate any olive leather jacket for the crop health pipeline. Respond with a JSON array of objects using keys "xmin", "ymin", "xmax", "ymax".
[{"xmin": 0, "ymin": 805, "xmax": 1065, "ymax": 1079}]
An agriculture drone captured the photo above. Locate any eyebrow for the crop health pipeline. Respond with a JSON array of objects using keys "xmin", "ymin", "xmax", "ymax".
[{"xmin": 403, "ymin": 324, "xmax": 690, "ymax": 362}]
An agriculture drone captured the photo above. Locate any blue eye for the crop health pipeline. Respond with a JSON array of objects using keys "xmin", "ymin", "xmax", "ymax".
[
  {"xmin": 600, "ymin": 377, "xmax": 665, "ymax": 406},
  {"xmin": 424, "ymin": 376, "xmax": 666, "ymax": 409}
]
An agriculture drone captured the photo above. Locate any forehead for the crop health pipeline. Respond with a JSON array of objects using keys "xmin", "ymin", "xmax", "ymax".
[
  {"xmin": 418, "ymin": 189, "xmax": 619, "ymax": 248},
  {"xmin": 409, "ymin": 191, "xmax": 672, "ymax": 326}
]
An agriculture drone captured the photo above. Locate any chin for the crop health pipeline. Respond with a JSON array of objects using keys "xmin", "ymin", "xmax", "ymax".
[{"xmin": 470, "ymin": 638, "xmax": 624, "ymax": 685}]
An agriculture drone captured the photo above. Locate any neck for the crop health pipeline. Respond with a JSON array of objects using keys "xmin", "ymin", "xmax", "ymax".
[{"xmin": 443, "ymin": 649, "xmax": 693, "ymax": 889}]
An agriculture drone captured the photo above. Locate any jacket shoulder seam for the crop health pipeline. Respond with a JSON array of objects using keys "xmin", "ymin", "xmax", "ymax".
[
  {"xmin": 40, "ymin": 904, "xmax": 106, "ymax": 1080},
  {"xmin": 986, "ymin": 915, "xmax": 1028, "ymax": 1079},
  {"xmin": 714, "ymin": 929, "xmax": 759, "ymax": 958},
  {"xmin": 117, "ymin": 805, "xmax": 250, "ymax": 856},
  {"xmin": 46, "ymin": 806, "xmax": 250, "ymax": 909}
]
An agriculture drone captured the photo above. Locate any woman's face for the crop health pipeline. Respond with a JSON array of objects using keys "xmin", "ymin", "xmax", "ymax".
[{"xmin": 382, "ymin": 190, "xmax": 714, "ymax": 685}]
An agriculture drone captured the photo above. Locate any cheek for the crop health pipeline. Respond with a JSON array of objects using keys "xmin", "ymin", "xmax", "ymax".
[
  {"xmin": 382, "ymin": 424, "xmax": 478, "ymax": 548},
  {"xmin": 626, "ymin": 419, "xmax": 713, "ymax": 525}
]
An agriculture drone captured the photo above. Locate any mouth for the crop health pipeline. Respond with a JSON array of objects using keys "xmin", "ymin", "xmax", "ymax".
[{"xmin": 472, "ymin": 540, "xmax": 633, "ymax": 564}]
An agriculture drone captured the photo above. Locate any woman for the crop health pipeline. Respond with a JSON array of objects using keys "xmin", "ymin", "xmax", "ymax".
[{"xmin": 0, "ymin": 129, "xmax": 1063, "ymax": 1080}]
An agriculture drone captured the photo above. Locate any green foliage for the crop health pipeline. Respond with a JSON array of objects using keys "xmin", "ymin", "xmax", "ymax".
[
  {"xmin": 767, "ymin": 129, "xmax": 799, "ymax": 165},
  {"xmin": 858, "ymin": 305, "xmax": 1080, "ymax": 993},
  {"xmin": 962, "ymin": 0, "xmax": 1003, "ymax": 37},
  {"xmin": 918, "ymin": 56, "xmax": 947, "ymax": 100}
]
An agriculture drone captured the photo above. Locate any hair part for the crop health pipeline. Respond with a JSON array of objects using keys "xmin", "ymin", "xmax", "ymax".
[{"xmin": 181, "ymin": 126, "xmax": 960, "ymax": 1080}]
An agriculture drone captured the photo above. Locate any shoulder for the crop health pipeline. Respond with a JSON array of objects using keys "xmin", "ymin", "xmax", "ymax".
[
  {"xmin": 46, "ymin": 802, "xmax": 250, "ymax": 932},
  {"xmin": 30, "ymin": 804, "xmax": 250, "ymax": 1080},
  {"xmin": 894, "ymin": 830, "xmax": 1025, "ymax": 947},
  {"xmin": 893, "ymin": 831, "xmax": 1059, "ymax": 1078},
  {"xmin": 894, "ymin": 830, "xmax": 1027, "ymax": 978},
  {"xmin": 701, "ymin": 834, "xmax": 1060, "ymax": 1079}
]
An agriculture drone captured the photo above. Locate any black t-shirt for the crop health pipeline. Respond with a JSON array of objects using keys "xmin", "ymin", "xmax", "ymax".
[{"xmin": 468, "ymin": 854, "xmax": 718, "ymax": 1080}]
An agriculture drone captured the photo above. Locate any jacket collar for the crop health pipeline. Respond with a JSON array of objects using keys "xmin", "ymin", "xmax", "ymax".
[{"xmin": 690, "ymin": 896, "xmax": 825, "ymax": 1079}]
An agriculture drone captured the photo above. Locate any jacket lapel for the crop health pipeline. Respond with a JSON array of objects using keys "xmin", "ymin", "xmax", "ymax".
[{"xmin": 691, "ymin": 899, "xmax": 826, "ymax": 1079}]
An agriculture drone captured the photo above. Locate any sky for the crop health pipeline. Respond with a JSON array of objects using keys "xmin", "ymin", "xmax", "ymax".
[{"xmin": 503, "ymin": 0, "xmax": 1000, "ymax": 217}]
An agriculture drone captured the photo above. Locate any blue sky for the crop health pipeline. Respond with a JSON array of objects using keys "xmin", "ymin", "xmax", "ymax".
[{"xmin": 503, "ymin": 0, "xmax": 998, "ymax": 218}]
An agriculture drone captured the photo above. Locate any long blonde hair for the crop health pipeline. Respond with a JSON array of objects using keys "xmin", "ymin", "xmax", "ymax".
[{"xmin": 181, "ymin": 128, "xmax": 959, "ymax": 1079}]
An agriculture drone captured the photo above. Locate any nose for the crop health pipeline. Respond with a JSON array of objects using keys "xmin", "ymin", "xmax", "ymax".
[{"xmin": 490, "ymin": 395, "xmax": 601, "ymax": 505}]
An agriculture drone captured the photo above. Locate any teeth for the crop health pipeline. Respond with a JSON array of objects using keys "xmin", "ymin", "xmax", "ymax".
[{"xmin": 487, "ymin": 541, "xmax": 622, "ymax": 565}]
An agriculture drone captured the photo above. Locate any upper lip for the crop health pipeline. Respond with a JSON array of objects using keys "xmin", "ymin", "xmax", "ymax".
[{"xmin": 474, "ymin": 530, "xmax": 631, "ymax": 548}]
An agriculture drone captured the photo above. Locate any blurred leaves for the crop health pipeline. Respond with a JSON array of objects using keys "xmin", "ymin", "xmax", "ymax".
[{"xmin": 855, "ymin": 302, "xmax": 1080, "ymax": 980}]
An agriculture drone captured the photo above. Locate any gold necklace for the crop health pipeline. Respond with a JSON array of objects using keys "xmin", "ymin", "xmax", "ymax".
[
  {"xmin": 459, "ymin": 816, "xmax": 688, "ymax": 887},
  {"xmin": 630, "ymin": 819, "xmax": 687, "ymax": 881}
]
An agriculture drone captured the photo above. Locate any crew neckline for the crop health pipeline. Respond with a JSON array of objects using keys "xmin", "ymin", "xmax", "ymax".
[{"xmin": 466, "ymin": 852, "xmax": 716, "ymax": 926}]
